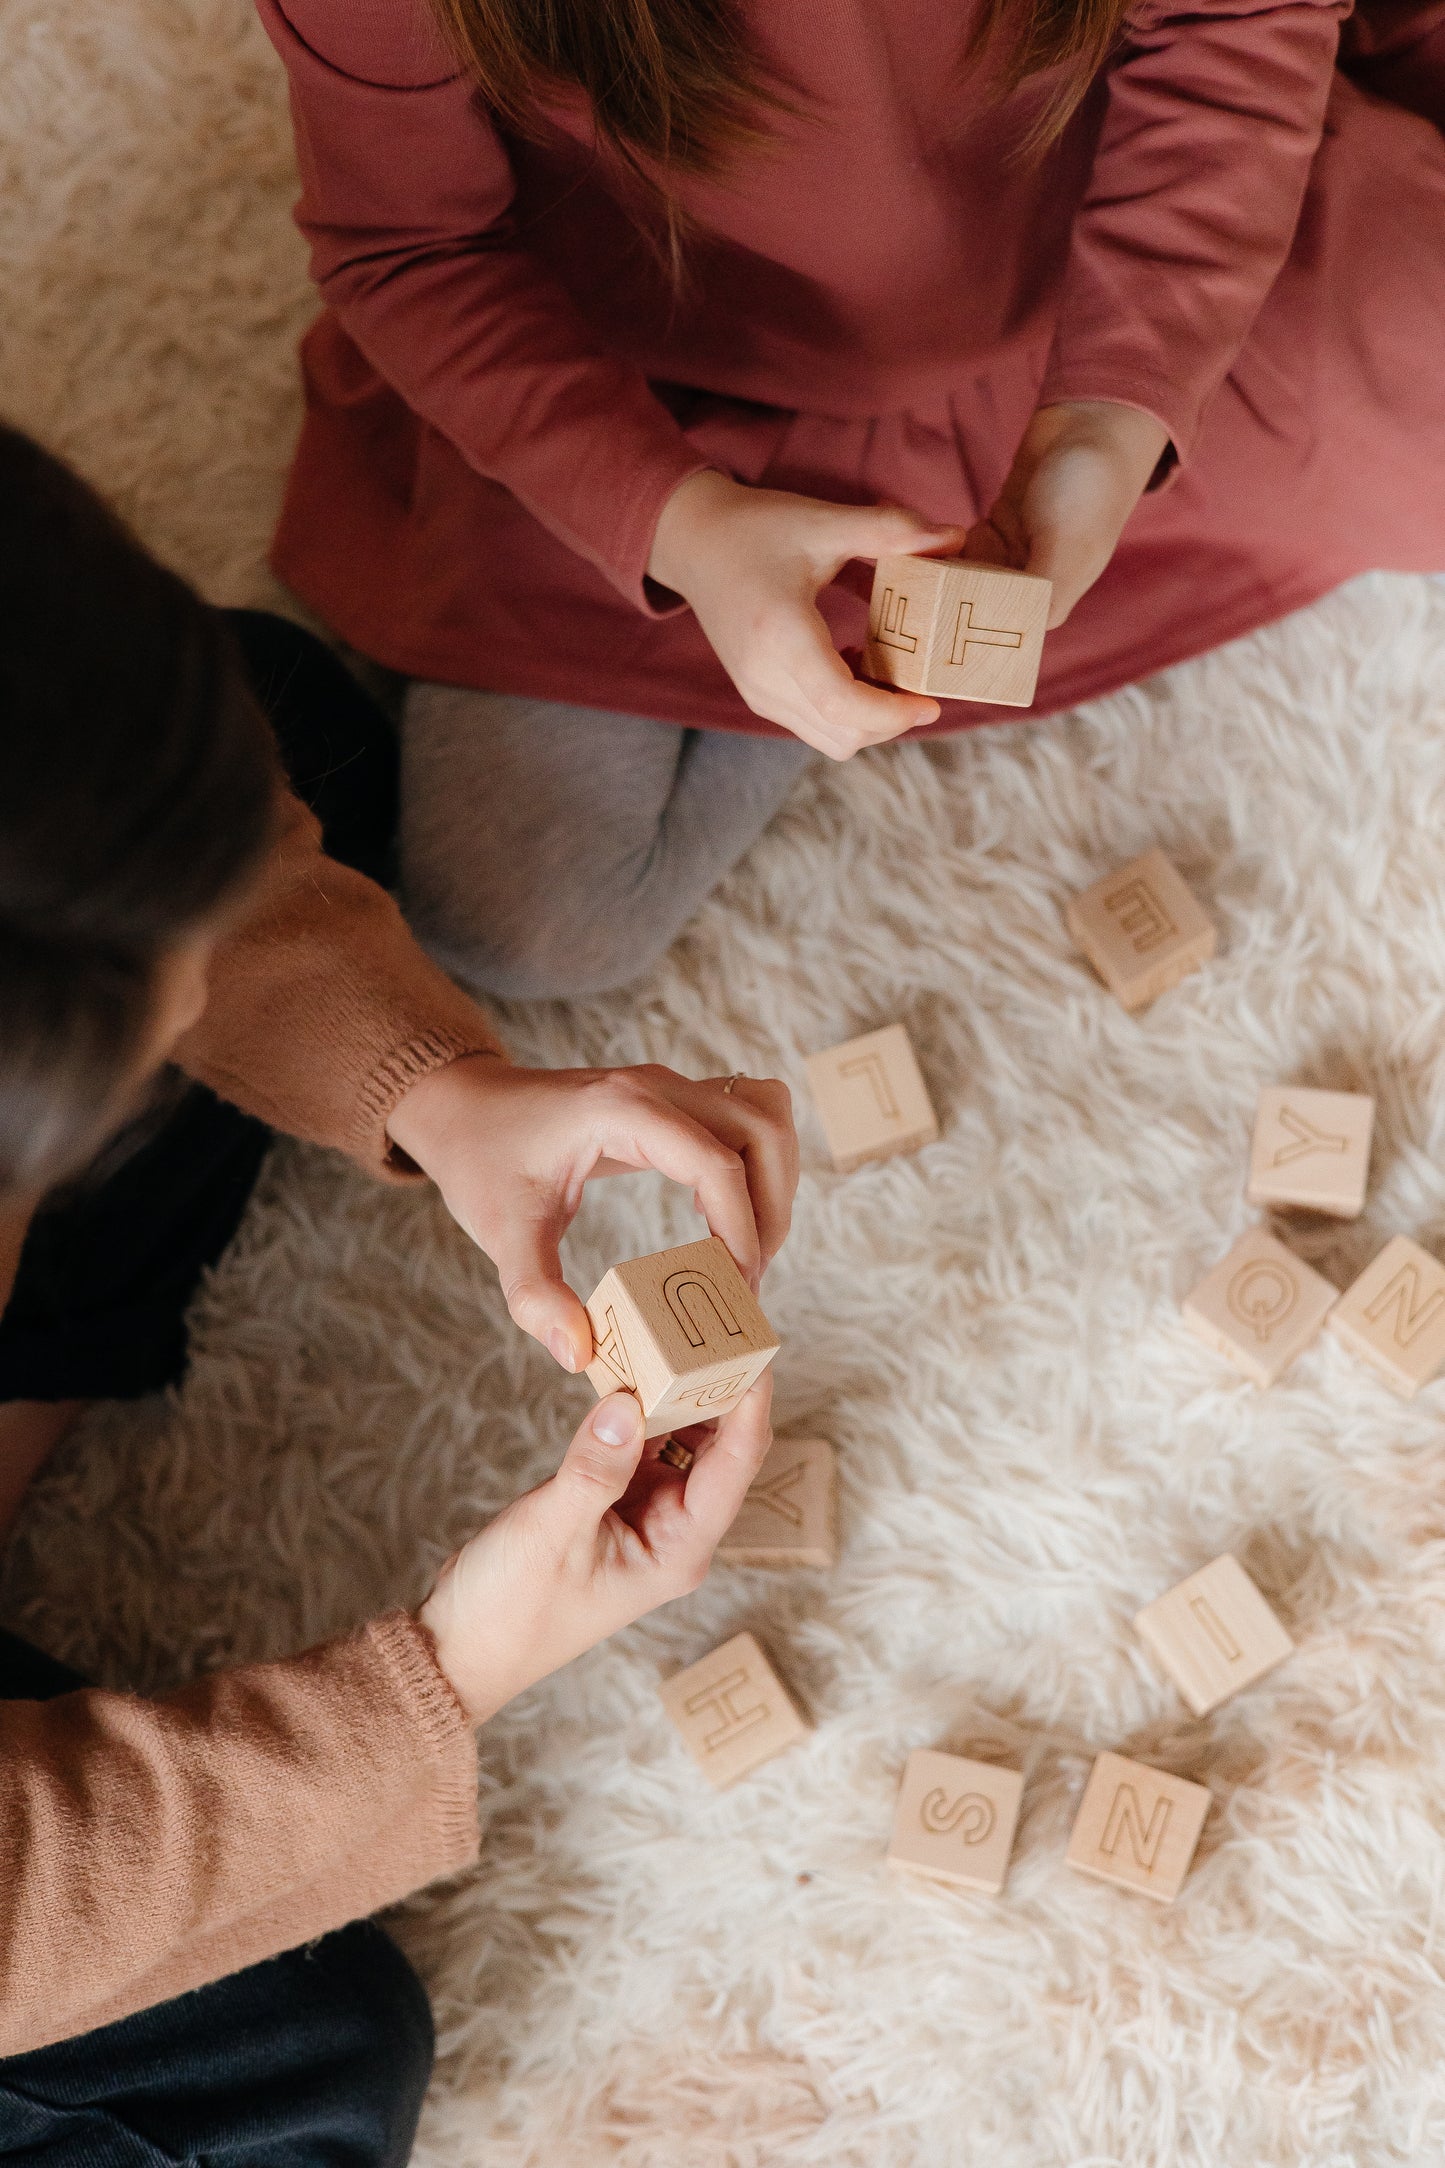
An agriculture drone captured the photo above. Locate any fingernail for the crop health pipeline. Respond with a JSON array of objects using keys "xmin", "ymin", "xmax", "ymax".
[
  {"xmin": 592, "ymin": 1395, "xmax": 639, "ymax": 1445},
  {"xmin": 547, "ymin": 1327, "xmax": 577, "ymax": 1373}
]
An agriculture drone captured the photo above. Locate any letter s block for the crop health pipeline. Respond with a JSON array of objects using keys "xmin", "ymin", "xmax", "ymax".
[{"xmin": 584, "ymin": 1235, "xmax": 780, "ymax": 1439}]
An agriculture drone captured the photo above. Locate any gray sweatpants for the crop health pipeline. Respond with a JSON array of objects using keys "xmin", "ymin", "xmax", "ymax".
[{"xmin": 399, "ymin": 685, "xmax": 813, "ymax": 1000}]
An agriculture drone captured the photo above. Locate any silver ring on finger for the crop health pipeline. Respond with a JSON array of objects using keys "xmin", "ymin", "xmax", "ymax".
[{"xmin": 721, "ymin": 1072, "xmax": 745, "ymax": 1097}]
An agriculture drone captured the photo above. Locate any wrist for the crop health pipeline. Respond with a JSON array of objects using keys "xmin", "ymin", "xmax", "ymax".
[
  {"xmin": 417, "ymin": 1565, "xmax": 509, "ymax": 1728},
  {"xmin": 646, "ymin": 468, "xmax": 740, "ymax": 596},
  {"xmin": 386, "ymin": 1049, "xmax": 509, "ymax": 1180}
]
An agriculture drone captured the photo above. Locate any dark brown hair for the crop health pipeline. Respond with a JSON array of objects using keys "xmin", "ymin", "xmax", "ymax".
[{"xmin": 0, "ymin": 427, "xmax": 279, "ymax": 1200}]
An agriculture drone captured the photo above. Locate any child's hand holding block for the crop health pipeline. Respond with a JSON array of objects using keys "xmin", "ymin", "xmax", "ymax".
[
  {"xmin": 1328, "ymin": 1234, "xmax": 1445, "ymax": 1397},
  {"xmin": 1182, "ymin": 1226, "xmax": 1337, "ymax": 1385},
  {"xmin": 658, "ymin": 1631, "xmax": 809, "ymax": 1788},
  {"xmin": 584, "ymin": 1236, "xmax": 779, "ymax": 1440},
  {"xmin": 1065, "ymin": 1752, "xmax": 1210, "ymax": 1903},
  {"xmin": 806, "ymin": 1023, "xmax": 939, "ymax": 1172},
  {"xmin": 864, "ymin": 555, "xmax": 1050, "ymax": 706},
  {"xmin": 886, "ymin": 1749, "xmax": 1023, "ymax": 1893},
  {"xmin": 717, "ymin": 1436, "xmax": 837, "ymax": 1568},
  {"xmin": 1066, "ymin": 848, "xmax": 1217, "ymax": 1011},
  {"xmin": 1247, "ymin": 1086, "xmax": 1375, "ymax": 1218},
  {"xmin": 1134, "ymin": 1554, "xmax": 1294, "ymax": 1716}
]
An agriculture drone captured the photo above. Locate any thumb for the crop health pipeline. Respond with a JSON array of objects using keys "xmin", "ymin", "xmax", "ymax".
[
  {"xmin": 492, "ymin": 1219, "xmax": 594, "ymax": 1375},
  {"xmin": 557, "ymin": 1393, "xmax": 646, "ymax": 1516}
]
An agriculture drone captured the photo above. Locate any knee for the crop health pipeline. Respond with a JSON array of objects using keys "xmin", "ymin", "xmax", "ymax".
[
  {"xmin": 410, "ymin": 892, "xmax": 676, "ymax": 1001},
  {"xmin": 300, "ymin": 1923, "xmax": 435, "ymax": 2165}
]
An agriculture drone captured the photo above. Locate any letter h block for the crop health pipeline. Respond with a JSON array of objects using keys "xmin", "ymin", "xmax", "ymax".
[
  {"xmin": 584, "ymin": 1236, "xmax": 780, "ymax": 1439},
  {"xmin": 865, "ymin": 555, "xmax": 1051, "ymax": 706}
]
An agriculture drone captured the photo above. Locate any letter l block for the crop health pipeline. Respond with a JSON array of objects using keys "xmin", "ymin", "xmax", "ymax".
[{"xmin": 585, "ymin": 1235, "xmax": 780, "ymax": 1438}]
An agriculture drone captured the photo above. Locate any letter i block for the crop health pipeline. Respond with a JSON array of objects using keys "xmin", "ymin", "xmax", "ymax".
[
  {"xmin": 1328, "ymin": 1235, "xmax": 1445, "ymax": 1397},
  {"xmin": 1066, "ymin": 848, "xmax": 1217, "ymax": 1011},
  {"xmin": 1247, "ymin": 1086, "xmax": 1375, "ymax": 1219},
  {"xmin": 1182, "ymin": 1226, "xmax": 1338, "ymax": 1386},
  {"xmin": 865, "ymin": 555, "xmax": 1051, "ymax": 706},
  {"xmin": 806, "ymin": 1023, "xmax": 939, "ymax": 1172},
  {"xmin": 1134, "ymin": 1554, "xmax": 1294, "ymax": 1716},
  {"xmin": 584, "ymin": 1235, "xmax": 779, "ymax": 1439},
  {"xmin": 1066, "ymin": 1752, "xmax": 1211, "ymax": 1903},
  {"xmin": 886, "ymin": 1749, "xmax": 1024, "ymax": 1894},
  {"xmin": 658, "ymin": 1631, "xmax": 810, "ymax": 1789},
  {"xmin": 718, "ymin": 1436, "xmax": 837, "ymax": 1568}
]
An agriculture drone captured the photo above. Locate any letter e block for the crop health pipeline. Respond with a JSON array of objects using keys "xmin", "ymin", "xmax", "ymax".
[
  {"xmin": 865, "ymin": 555, "xmax": 1050, "ymax": 706},
  {"xmin": 1066, "ymin": 1752, "xmax": 1210, "ymax": 1903},
  {"xmin": 658, "ymin": 1631, "xmax": 810, "ymax": 1789},
  {"xmin": 1182, "ymin": 1226, "xmax": 1337, "ymax": 1386},
  {"xmin": 886, "ymin": 1749, "xmax": 1024, "ymax": 1894},
  {"xmin": 585, "ymin": 1236, "xmax": 779, "ymax": 1439},
  {"xmin": 1247, "ymin": 1087, "xmax": 1375, "ymax": 1219},
  {"xmin": 1134, "ymin": 1553, "xmax": 1294, "ymax": 1716},
  {"xmin": 806, "ymin": 1023, "xmax": 939, "ymax": 1172},
  {"xmin": 1066, "ymin": 848, "xmax": 1217, "ymax": 1012},
  {"xmin": 1328, "ymin": 1234, "xmax": 1445, "ymax": 1397},
  {"xmin": 718, "ymin": 1436, "xmax": 837, "ymax": 1568}
]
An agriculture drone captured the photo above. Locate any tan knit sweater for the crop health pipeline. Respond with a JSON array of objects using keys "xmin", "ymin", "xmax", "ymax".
[{"xmin": 0, "ymin": 783, "xmax": 500, "ymax": 2055}]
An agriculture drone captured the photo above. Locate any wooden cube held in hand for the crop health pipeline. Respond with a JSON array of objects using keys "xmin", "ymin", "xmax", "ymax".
[
  {"xmin": 886, "ymin": 1749, "xmax": 1024, "ymax": 1894},
  {"xmin": 865, "ymin": 555, "xmax": 1050, "ymax": 706},
  {"xmin": 1182, "ymin": 1226, "xmax": 1337, "ymax": 1386},
  {"xmin": 1247, "ymin": 1086, "xmax": 1375, "ymax": 1219},
  {"xmin": 718, "ymin": 1436, "xmax": 837, "ymax": 1568},
  {"xmin": 1066, "ymin": 848, "xmax": 1217, "ymax": 1011},
  {"xmin": 806, "ymin": 1023, "xmax": 939, "ymax": 1172},
  {"xmin": 1134, "ymin": 1553, "xmax": 1294, "ymax": 1716},
  {"xmin": 658, "ymin": 1631, "xmax": 810, "ymax": 1789},
  {"xmin": 584, "ymin": 1236, "xmax": 779, "ymax": 1440},
  {"xmin": 1065, "ymin": 1752, "xmax": 1210, "ymax": 1903},
  {"xmin": 1329, "ymin": 1234, "xmax": 1445, "ymax": 1397}
]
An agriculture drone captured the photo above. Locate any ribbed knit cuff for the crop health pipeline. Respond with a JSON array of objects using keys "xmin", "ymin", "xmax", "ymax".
[
  {"xmin": 365, "ymin": 1610, "xmax": 480, "ymax": 1871},
  {"xmin": 355, "ymin": 1031, "xmax": 504, "ymax": 1180}
]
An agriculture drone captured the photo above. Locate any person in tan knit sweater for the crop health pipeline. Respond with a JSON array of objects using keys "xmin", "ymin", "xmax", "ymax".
[{"xmin": 0, "ymin": 428, "xmax": 794, "ymax": 2160}]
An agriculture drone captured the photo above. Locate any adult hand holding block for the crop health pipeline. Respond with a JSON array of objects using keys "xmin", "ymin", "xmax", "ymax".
[{"xmin": 583, "ymin": 1236, "xmax": 781, "ymax": 1440}]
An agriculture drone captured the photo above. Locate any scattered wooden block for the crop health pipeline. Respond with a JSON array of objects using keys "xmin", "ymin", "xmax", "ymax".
[
  {"xmin": 864, "ymin": 555, "xmax": 1050, "ymax": 707},
  {"xmin": 1065, "ymin": 1751, "xmax": 1210, "ymax": 1903},
  {"xmin": 1134, "ymin": 1553, "xmax": 1294, "ymax": 1716},
  {"xmin": 886, "ymin": 1749, "xmax": 1024, "ymax": 1894},
  {"xmin": 658, "ymin": 1631, "xmax": 809, "ymax": 1789},
  {"xmin": 1065, "ymin": 849, "xmax": 1217, "ymax": 1012},
  {"xmin": 1328, "ymin": 1234, "xmax": 1445, "ymax": 1398},
  {"xmin": 1247, "ymin": 1086, "xmax": 1375, "ymax": 1219},
  {"xmin": 805, "ymin": 1023, "xmax": 939, "ymax": 1172},
  {"xmin": 584, "ymin": 1236, "xmax": 779, "ymax": 1440},
  {"xmin": 717, "ymin": 1436, "xmax": 837, "ymax": 1568},
  {"xmin": 1181, "ymin": 1226, "xmax": 1337, "ymax": 1386}
]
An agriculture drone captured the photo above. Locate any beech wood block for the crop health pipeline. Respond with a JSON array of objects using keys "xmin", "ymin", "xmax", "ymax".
[
  {"xmin": 1065, "ymin": 1752, "xmax": 1210, "ymax": 1903},
  {"xmin": 1247, "ymin": 1086, "xmax": 1375, "ymax": 1219},
  {"xmin": 1065, "ymin": 849, "xmax": 1217, "ymax": 1011},
  {"xmin": 1182, "ymin": 1226, "xmax": 1338, "ymax": 1386},
  {"xmin": 658, "ymin": 1631, "xmax": 810, "ymax": 1789},
  {"xmin": 584, "ymin": 1236, "xmax": 779, "ymax": 1440},
  {"xmin": 864, "ymin": 555, "xmax": 1050, "ymax": 706},
  {"xmin": 1328, "ymin": 1234, "xmax": 1445, "ymax": 1397},
  {"xmin": 1134, "ymin": 1553, "xmax": 1294, "ymax": 1716},
  {"xmin": 886, "ymin": 1749, "xmax": 1024, "ymax": 1894},
  {"xmin": 806, "ymin": 1023, "xmax": 939, "ymax": 1172},
  {"xmin": 717, "ymin": 1436, "xmax": 837, "ymax": 1568}
]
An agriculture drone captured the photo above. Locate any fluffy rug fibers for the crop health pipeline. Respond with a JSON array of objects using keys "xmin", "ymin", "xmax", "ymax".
[{"xmin": 6, "ymin": 5, "xmax": 1445, "ymax": 2162}]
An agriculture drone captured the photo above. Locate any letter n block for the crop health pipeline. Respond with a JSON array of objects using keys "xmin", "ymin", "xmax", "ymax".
[
  {"xmin": 1065, "ymin": 848, "xmax": 1217, "ymax": 1011},
  {"xmin": 864, "ymin": 555, "xmax": 1051, "ymax": 706},
  {"xmin": 658, "ymin": 1631, "xmax": 810, "ymax": 1788},
  {"xmin": 1066, "ymin": 1752, "xmax": 1210, "ymax": 1903},
  {"xmin": 1133, "ymin": 1553, "xmax": 1294, "ymax": 1716},
  {"xmin": 886, "ymin": 1749, "xmax": 1024, "ymax": 1894},
  {"xmin": 1182, "ymin": 1226, "xmax": 1338, "ymax": 1386},
  {"xmin": 584, "ymin": 1236, "xmax": 779, "ymax": 1439},
  {"xmin": 805, "ymin": 1023, "xmax": 939, "ymax": 1172},
  {"xmin": 1329, "ymin": 1234, "xmax": 1445, "ymax": 1397},
  {"xmin": 1247, "ymin": 1086, "xmax": 1375, "ymax": 1219}
]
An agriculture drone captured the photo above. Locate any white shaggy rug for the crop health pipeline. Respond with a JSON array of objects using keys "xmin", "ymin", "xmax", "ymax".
[{"xmin": 6, "ymin": 5, "xmax": 1445, "ymax": 2162}]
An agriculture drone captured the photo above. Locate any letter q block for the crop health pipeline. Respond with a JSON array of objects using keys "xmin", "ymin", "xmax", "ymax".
[
  {"xmin": 1329, "ymin": 1235, "xmax": 1445, "ymax": 1397},
  {"xmin": 1182, "ymin": 1226, "xmax": 1337, "ymax": 1386},
  {"xmin": 585, "ymin": 1236, "xmax": 779, "ymax": 1440},
  {"xmin": 806, "ymin": 1023, "xmax": 939, "ymax": 1172},
  {"xmin": 865, "ymin": 555, "xmax": 1050, "ymax": 706},
  {"xmin": 1134, "ymin": 1553, "xmax": 1294, "ymax": 1716},
  {"xmin": 1066, "ymin": 848, "xmax": 1217, "ymax": 1011},
  {"xmin": 1066, "ymin": 1752, "xmax": 1210, "ymax": 1903}
]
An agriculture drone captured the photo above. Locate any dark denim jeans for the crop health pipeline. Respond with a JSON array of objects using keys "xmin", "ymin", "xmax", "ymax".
[{"xmin": 0, "ymin": 1631, "xmax": 434, "ymax": 2166}]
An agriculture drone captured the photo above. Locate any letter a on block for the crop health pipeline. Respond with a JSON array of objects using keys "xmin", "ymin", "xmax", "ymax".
[
  {"xmin": 1329, "ymin": 1234, "xmax": 1445, "ymax": 1397},
  {"xmin": 1066, "ymin": 1752, "xmax": 1210, "ymax": 1902},
  {"xmin": 584, "ymin": 1235, "xmax": 779, "ymax": 1438}
]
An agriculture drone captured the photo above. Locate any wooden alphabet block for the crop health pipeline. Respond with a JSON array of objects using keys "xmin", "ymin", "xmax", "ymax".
[
  {"xmin": 886, "ymin": 1749, "xmax": 1023, "ymax": 1894},
  {"xmin": 1328, "ymin": 1234, "xmax": 1445, "ymax": 1398},
  {"xmin": 584, "ymin": 1236, "xmax": 779, "ymax": 1440},
  {"xmin": 1247, "ymin": 1086, "xmax": 1375, "ymax": 1219},
  {"xmin": 1134, "ymin": 1553, "xmax": 1294, "ymax": 1716},
  {"xmin": 1065, "ymin": 849, "xmax": 1217, "ymax": 1012},
  {"xmin": 717, "ymin": 1436, "xmax": 837, "ymax": 1568},
  {"xmin": 864, "ymin": 555, "xmax": 1051, "ymax": 707},
  {"xmin": 1181, "ymin": 1226, "xmax": 1337, "ymax": 1386},
  {"xmin": 1065, "ymin": 1752, "xmax": 1210, "ymax": 1903},
  {"xmin": 658, "ymin": 1631, "xmax": 809, "ymax": 1789},
  {"xmin": 805, "ymin": 1023, "xmax": 939, "ymax": 1172}
]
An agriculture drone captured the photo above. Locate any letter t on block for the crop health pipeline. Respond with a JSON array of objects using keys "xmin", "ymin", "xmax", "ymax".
[
  {"xmin": 1066, "ymin": 1752, "xmax": 1211, "ymax": 1903},
  {"xmin": 584, "ymin": 1235, "xmax": 779, "ymax": 1439}
]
